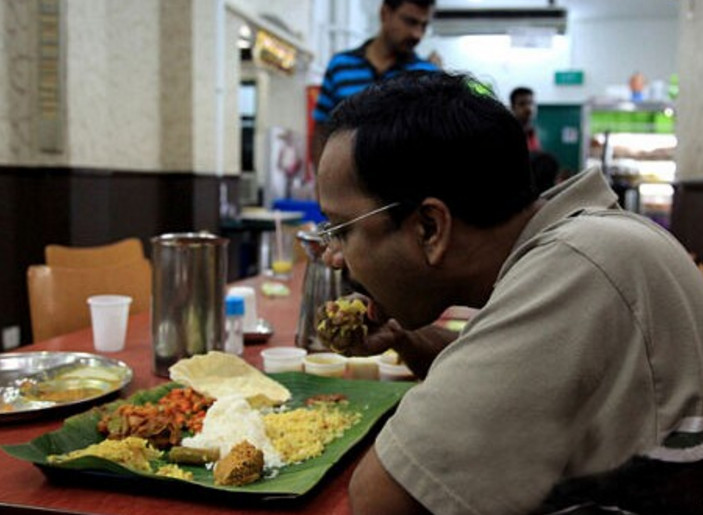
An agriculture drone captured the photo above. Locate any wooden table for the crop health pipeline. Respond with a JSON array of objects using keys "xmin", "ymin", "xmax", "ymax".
[{"xmin": 0, "ymin": 264, "xmax": 358, "ymax": 515}]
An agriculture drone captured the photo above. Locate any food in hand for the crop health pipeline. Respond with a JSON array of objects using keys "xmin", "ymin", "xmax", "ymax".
[
  {"xmin": 316, "ymin": 298, "xmax": 368, "ymax": 353},
  {"xmin": 213, "ymin": 440, "xmax": 264, "ymax": 486}
]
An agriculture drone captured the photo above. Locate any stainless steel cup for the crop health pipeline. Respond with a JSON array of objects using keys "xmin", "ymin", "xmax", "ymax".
[
  {"xmin": 151, "ymin": 232, "xmax": 229, "ymax": 376},
  {"xmin": 295, "ymin": 229, "xmax": 353, "ymax": 352}
]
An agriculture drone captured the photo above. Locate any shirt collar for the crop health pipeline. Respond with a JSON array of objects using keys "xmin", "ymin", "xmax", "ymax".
[
  {"xmin": 350, "ymin": 38, "xmax": 421, "ymax": 67},
  {"xmin": 514, "ymin": 166, "xmax": 619, "ymax": 250}
]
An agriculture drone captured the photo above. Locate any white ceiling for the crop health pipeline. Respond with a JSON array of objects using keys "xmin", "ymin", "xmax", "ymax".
[{"xmin": 435, "ymin": 0, "xmax": 680, "ymax": 20}]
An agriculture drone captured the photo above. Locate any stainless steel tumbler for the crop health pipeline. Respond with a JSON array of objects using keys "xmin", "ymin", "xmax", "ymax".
[
  {"xmin": 151, "ymin": 232, "xmax": 229, "ymax": 376},
  {"xmin": 295, "ymin": 228, "xmax": 353, "ymax": 352}
]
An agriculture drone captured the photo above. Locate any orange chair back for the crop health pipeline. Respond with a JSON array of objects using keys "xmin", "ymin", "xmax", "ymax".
[
  {"xmin": 45, "ymin": 238, "xmax": 145, "ymax": 268},
  {"xmin": 27, "ymin": 259, "xmax": 152, "ymax": 342}
]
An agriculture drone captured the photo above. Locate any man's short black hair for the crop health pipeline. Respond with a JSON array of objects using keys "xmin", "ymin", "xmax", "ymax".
[
  {"xmin": 327, "ymin": 71, "xmax": 538, "ymax": 228},
  {"xmin": 510, "ymin": 86, "xmax": 534, "ymax": 107},
  {"xmin": 383, "ymin": 0, "xmax": 436, "ymax": 9}
]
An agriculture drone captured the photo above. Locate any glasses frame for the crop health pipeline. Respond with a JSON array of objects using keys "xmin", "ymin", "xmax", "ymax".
[{"xmin": 316, "ymin": 202, "xmax": 401, "ymax": 246}]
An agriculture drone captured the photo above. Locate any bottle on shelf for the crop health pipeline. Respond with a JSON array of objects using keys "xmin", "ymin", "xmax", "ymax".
[{"xmin": 225, "ymin": 295, "xmax": 245, "ymax": 355}]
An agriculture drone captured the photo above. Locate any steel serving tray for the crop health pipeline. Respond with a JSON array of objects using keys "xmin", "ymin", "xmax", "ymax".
[
  {"xmin": 0, "ymin": 351, "xmax": 132, "ymax": 423},
  {"xmin": 244, "ymin": 318, "xmax": 274, "ymax": 344}
]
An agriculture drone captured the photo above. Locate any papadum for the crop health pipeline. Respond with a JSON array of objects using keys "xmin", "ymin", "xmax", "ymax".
[{"xmin": 169, "ymin": 352, "xmax": 291, "ymax": 404}]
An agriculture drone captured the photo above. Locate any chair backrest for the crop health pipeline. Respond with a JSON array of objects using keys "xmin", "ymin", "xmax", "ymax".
[
  {"xmin": 27, "ymin": 259, "xmax": 152, "ymax": 342},
  {"xmin": 45, "ymin": 238, "xmax": 145, "ymax": 268}
]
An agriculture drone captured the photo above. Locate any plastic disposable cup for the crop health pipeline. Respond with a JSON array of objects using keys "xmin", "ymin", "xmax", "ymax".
[
  {"xmin": 87, "ymin": 295, "xmax": 132, "ymax": 352},
  {"xmin": 348, "ymin": 356, "xmax": 380, "ymax": 380},
  {"xmin": 262, "ymin": 228, "xmax": 294, "ymax": 281},
  {"xmin": 304, "ymin": 352, "xmax": 348, "ymax": 378},
  {"xmin": 376, "ymin": 355, "xmax": 415, "ymax": 382},
  {"xmin": 261, "ymin": 347, "xmax": 307, "ymax": 373}
]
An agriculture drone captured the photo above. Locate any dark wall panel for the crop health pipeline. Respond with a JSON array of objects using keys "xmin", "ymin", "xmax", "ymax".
[{"xmin": 0, "ymin": 166, "xmax": 240, "ymax": 346}]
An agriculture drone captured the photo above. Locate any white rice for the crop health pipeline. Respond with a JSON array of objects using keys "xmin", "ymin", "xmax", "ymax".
[{"xmin": 181, "ymin": 394, "xmax": 283, "ymax": 469}]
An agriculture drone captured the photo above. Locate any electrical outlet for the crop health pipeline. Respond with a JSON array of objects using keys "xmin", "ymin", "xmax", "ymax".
[{"xmin": 2, "ymin": 326, "xmax": 20, "ymax": 350}]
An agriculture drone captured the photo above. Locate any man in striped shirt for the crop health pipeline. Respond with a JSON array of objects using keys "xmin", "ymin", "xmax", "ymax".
[{"xmin": 311, "ymin": 0, "xmax": 439, "ymax": 169}]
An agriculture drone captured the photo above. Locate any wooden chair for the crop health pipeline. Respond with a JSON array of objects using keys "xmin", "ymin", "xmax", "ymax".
[
  {"xmin": 27, "ymin": 259, "xmax": 152, "ymax": 342},
  {"xmin": 45, "ymin": 238, "xmax": 145, "ymax": 268}
]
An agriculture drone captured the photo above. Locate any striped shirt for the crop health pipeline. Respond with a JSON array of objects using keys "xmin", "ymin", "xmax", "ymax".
[{"xmin": 313, "ymin": 39, "xmax": 440, "ymax": 124}]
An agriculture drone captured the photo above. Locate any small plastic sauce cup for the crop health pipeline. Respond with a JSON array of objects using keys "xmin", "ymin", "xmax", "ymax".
[
  {"xmin": 376, "ymin": 354, "xmax": 415, "ymax": 382},
  {"xmin": 303, "ymin": 352, "xmax": 347, "ymax": 378},
  {"xmin": 260, "ymin": 347, "xmax": 307, "ymax": 373},
  {"xmin": 347, "ymin": 356, "xmax": 380, "ymax": 380}
]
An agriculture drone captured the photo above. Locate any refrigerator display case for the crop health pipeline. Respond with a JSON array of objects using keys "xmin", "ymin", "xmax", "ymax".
[
  {"xmin": 535, "ymin": 103, "xmax": 587, "ymax": 174},
  {"xmin": 585, "ymin": 101, "xmax": 677, "ymax": 228}
]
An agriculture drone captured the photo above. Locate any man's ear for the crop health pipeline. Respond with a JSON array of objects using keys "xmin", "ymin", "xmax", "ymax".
[{"xmin": 415, "ymin": 198, "xmax": 451, "ymax": 266}]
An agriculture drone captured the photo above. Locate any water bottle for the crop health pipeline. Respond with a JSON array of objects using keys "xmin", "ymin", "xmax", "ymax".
[{"xmin": 225, "ymin": 295, "xmax": 245, "ymax": 355}]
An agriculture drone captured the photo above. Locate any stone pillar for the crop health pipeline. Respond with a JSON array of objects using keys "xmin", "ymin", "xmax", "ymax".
[
  {"xmin": 669, "ymin": 1, "xmax": 703, "ymax": 259},
  {"xmin": 0, "ymin": 0, "xmax": 240, "ymax": 175},
  {"xmin": 675, "ymin": 0, "xmax": 703, "ymax": 180},
  {"xmin": 0, "ymin": 0, "xmax": 43, "ymax": 165}
]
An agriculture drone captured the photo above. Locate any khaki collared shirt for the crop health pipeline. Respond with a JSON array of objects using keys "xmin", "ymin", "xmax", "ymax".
[{"xmin": 376, "ymin": 168, "xmax": 703, "ymax": 514}]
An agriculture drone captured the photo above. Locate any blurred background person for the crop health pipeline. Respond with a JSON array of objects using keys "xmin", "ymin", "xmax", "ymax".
[
  {"xmin": 427, "ymin": 49, "xmax": 444, "ymax": 68},
  {"xmin": 510, "ymin": 86, "xmax": 541, "ymax": 151},
  {"xmin": 311, "ymin": 0, "xmax": 439, "ymax": 170}
]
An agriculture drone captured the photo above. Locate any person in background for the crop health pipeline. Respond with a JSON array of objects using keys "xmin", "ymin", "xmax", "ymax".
[
  {"xmin": 311, "ymin": 0, "xmax": 439, "ymax": 170},
  {"xmin": 315, "ymin": 71, "xmax": 703, "ymax": 514},
  {"xmin": 510, "ymin": 86, "xmax": 541, "ymax": 151},
  {"xmin": 426, "ymin": 49, "xmax": 443, "ymax": 68}
]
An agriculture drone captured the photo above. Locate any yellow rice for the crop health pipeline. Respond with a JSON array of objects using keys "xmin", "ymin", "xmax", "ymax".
[
  {"xmin": 156, "ymin": 463, "xmax": 194, "ymax": 480},
  {"xmin": 263, "ymin": 404, "xmax": 361, "ymax": 464},
  {"xmin": 47, "ymin": 436, "xmax": 162, "ymax": 473}
]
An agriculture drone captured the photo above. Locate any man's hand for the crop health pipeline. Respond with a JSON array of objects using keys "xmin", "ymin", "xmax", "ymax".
[{"xmin": 316, "ymin": 293, "xmax": 459, "ymax": 379}]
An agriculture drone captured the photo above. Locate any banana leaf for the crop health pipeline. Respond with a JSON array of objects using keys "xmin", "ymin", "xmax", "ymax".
[{"xmin": 2, "ymin": 372, "xmax": 414, "ymax": 498}]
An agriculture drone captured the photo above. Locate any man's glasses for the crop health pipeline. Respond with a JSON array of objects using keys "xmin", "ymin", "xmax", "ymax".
[{"xmin": 316, "ymin": 202, "xmax": 401, "ymax": 246}]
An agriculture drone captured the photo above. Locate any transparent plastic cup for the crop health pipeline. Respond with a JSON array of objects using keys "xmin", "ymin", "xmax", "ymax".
[{"xmin": 87, "ymin": 295, "xmax": 132, "ymax": 352}]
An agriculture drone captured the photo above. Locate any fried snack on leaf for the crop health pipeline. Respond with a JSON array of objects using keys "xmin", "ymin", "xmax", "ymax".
[
  {"xmin": 168, "ymin": 446, "xmax": 220, "ymax": 465},
  {"xmin": 316, "ymin": 298, "xmax": 368, "ymax": 353},
  {"xmin": 213, "ymin": 440, "xmax": 264, "ymax": 486}
]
